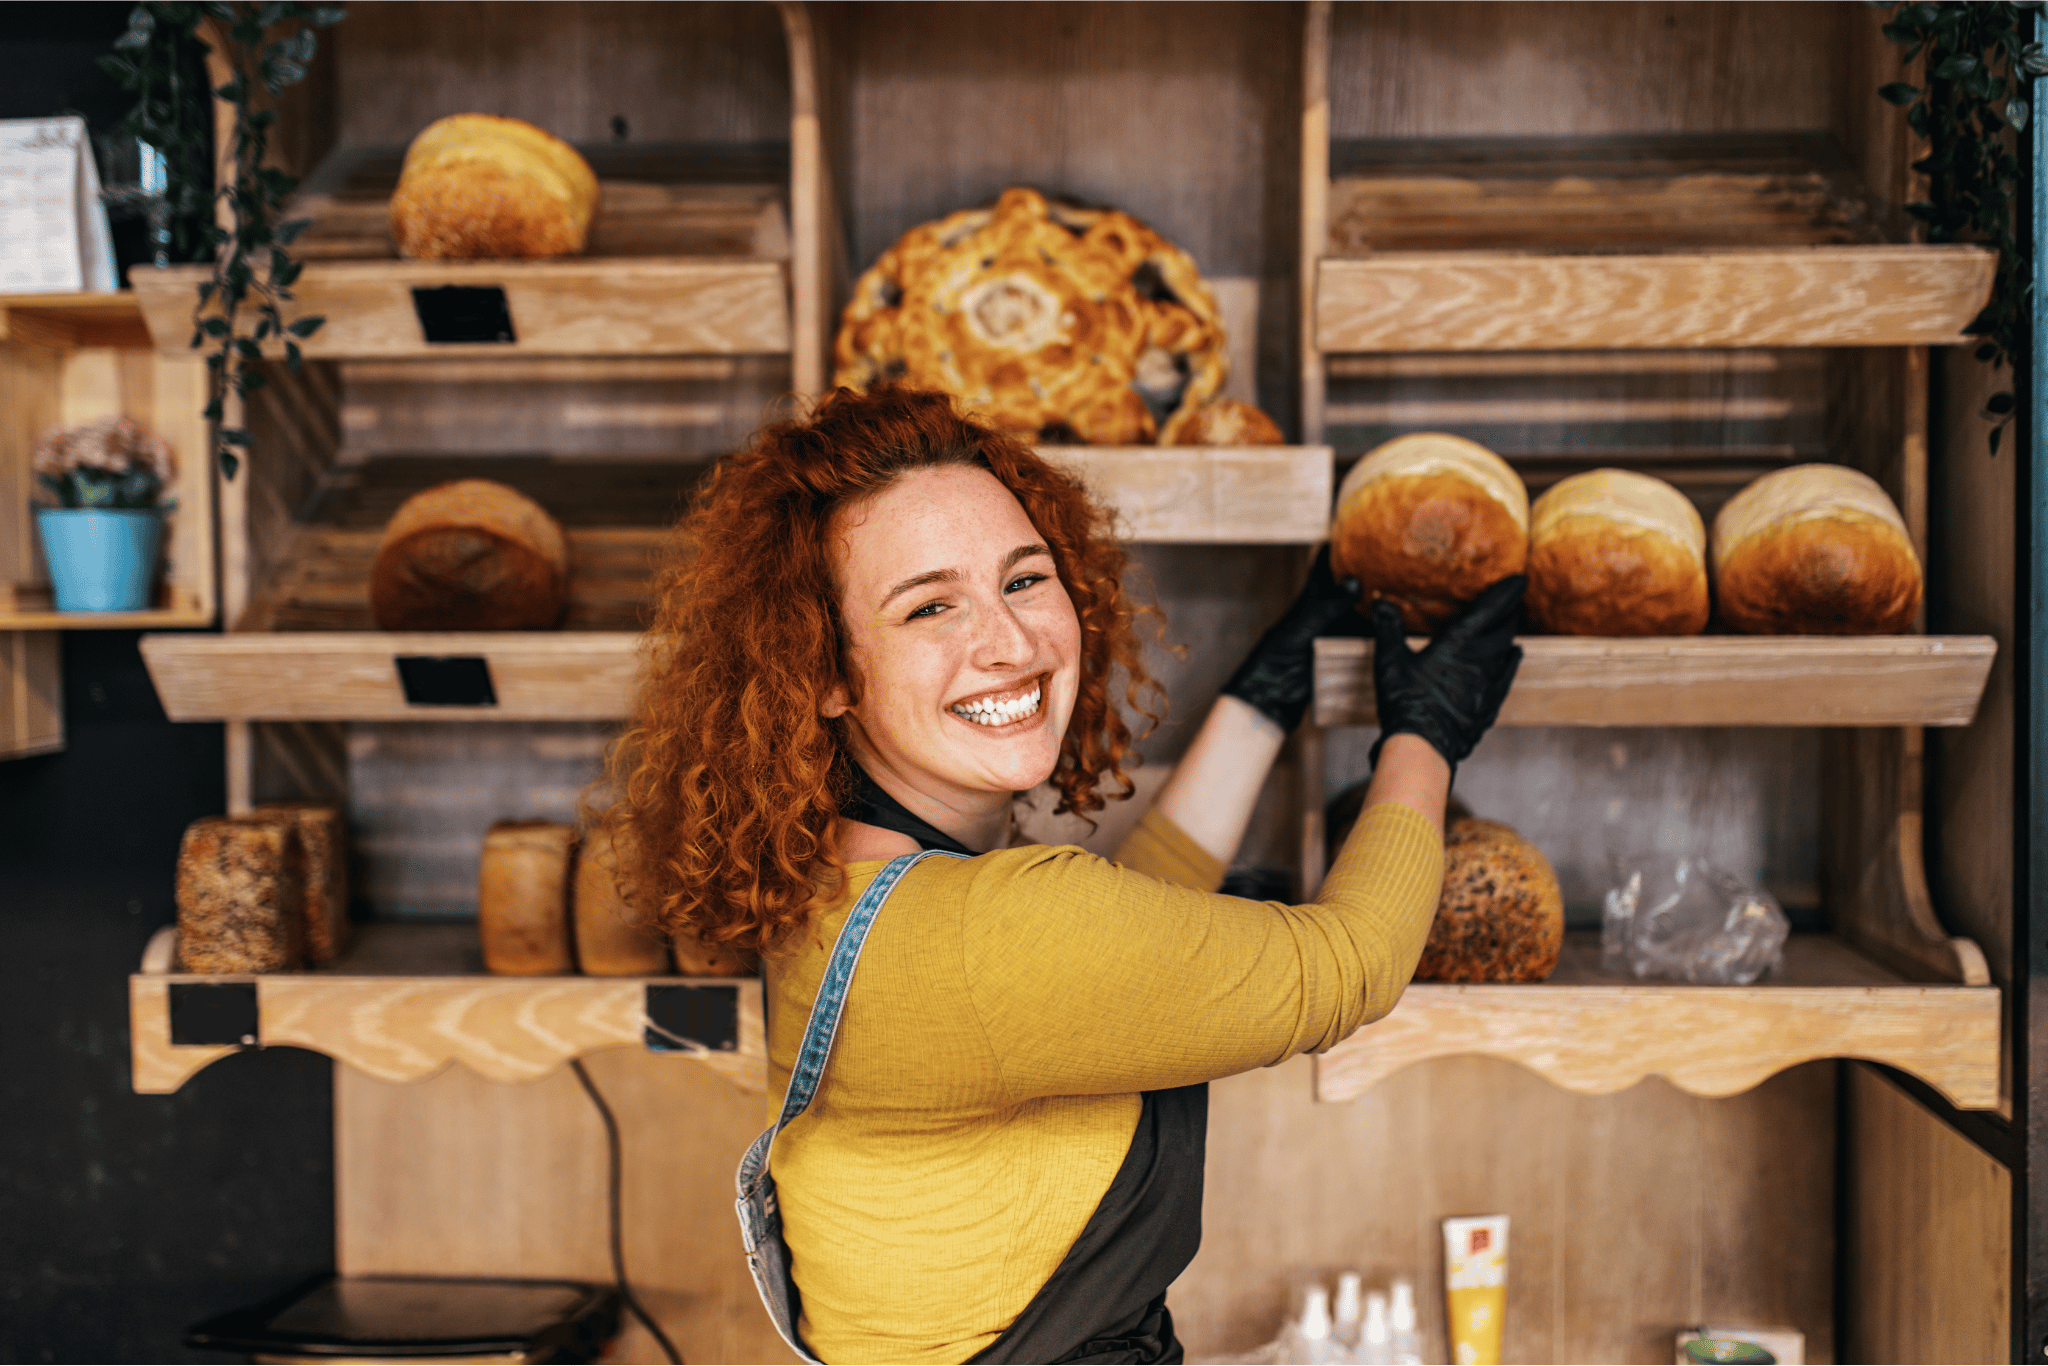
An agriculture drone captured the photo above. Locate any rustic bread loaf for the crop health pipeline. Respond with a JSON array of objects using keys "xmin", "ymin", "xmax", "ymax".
[
  {"xmin": 479, "ymin": 821, "xmax": 575, "ymax": 975},
  {"xmin": 389, "ymin": 114, "xmax": 598, "ymax": 260},
  {"xmin": 370, "ymin": 479, "xmax": 568, "ymax": 631},
  {"xmin": 176, "ymin": 816, "xmax": 307, "ymax": 973},
  {"xmin": 1711, "ymin": 464, "xmax": 1922, "ymax": 634},
  {"xmin": 572, "ymin": 825, "xmax": 670, "ymax": 976},
  {"xmin": 1165, "ymin": 398, "xmax": 1284, "ymax": 446},
  {"xmin": 834, "ymin": 186, "xmax": 1228, "ymax": 445},
  {"xmin": 252, "ymin": 802, "xmax": 350, "ymax": 963},
  {"xmin": 1329, "ymin": 433, "xmax": 1530, "ymax": 632},
  {"xmin": 1526, "ymin": 468, "xmax": 1708, "ymax": 636},
  {"xmin": 1414, "ymin": 816, "xmax": 1563, "ymax": 983}
]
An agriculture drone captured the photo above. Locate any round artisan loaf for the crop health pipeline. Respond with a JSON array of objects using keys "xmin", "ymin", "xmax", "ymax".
[
  {"xmin": 834, "ymin": 186, "xmax": 1227, "ymax": 445},
  {"xmin": 478, "ymin": 821, "xmax": 574, "ymax": 976},
  {"xmin": 1166, "ymin": 398, "xmax": 1284, "ymax": 446},
  {"xmin": 1329, "ymin": 432, "xmax": 1529, "ymax": 632},
  {"xmin": 1414, "ymin": 817, "xmax": 1564, "ymax": 983},
  {"xmin": 1526, "ymin": 468, "xmax": 1708, "ymax": 636},
  {"xmin": 1711, "ymin": 464, "xmax": 1922, "ymax": 634},
  {"xmin": 371, "ymin": 479, "xmax": 568, "ymax": 631},
  {"xmin": 390, "ymin": 114, "xmax": 598, "ymax": 260}
]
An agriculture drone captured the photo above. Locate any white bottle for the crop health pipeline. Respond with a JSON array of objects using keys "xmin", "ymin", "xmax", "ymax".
[
  {"xmin": 1333, "ymin": 1272, "xmax": 1364, "ymax": 1351},
  {"xmin": 1352, "ymin": 1290, "xmax": 1392, "ymax": 1365},
  {"xmin": 1388, "ymin": 1278, "xmax": 1423, "ymax": 1366},
  {"xmin": 1297, "ymin": 1284, "xmax": 1345, "ymax": 1365}
]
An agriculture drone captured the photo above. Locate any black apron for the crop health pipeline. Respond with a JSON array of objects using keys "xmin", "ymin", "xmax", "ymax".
[{"xmin": 845, "ymin": 765, "xmax": 1209, "ymax": 1365}]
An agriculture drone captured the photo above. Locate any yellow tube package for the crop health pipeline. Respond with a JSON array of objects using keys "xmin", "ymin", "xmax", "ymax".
[{"xmin": 1443, "ymin": 1214, "xmax": 1508, "ymax": 1366}]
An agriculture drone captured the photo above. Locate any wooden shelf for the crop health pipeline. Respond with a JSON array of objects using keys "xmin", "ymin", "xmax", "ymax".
[
  {"xmin": 1313, "ymin": 635, "xmax": 1996, "ymax": 728},
  {"xmin": 0, "ymin": 292, "xmax": 154, "ymax": 349},
  {"xmin": 130, "ymin": 923, "xmax": 764, "ymax": 1096},
  {"xmin": 1314, "ymin": 933, "xmax": 1999, "ymax": 1110},
  {"xmin": 129, "ymin": 142, "xmax": 794, "ymax": 361},
  {"xmin": 1313, "ymin": 135, "xmax": 1994, "ymax": 353},
  {"xmin": 0, "ymin": 582, "xmax": 211, "ymax": 631}
]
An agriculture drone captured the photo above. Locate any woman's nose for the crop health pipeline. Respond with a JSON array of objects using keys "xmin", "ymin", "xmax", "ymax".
[{"xmin": 973, "ymin": 594, "xmax": 1034, "ymax": 668}]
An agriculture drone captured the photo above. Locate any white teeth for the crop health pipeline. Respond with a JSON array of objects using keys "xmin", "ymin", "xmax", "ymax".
[{"xmin": 952, "ymin": 685, "xmax": 1042, "ymax": 726}]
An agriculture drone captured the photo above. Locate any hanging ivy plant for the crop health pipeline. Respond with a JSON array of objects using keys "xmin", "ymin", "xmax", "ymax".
[
  {"xmin": 1875, "ymin": 0, "xmax": 2046, "ymax": 454},
  {"xmin": 102, "ymin": 1, "xmax": 345, "ymax": 480}
]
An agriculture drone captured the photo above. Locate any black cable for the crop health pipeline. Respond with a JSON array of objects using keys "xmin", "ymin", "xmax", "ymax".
[{"xmin": 570, "ymin": 1057, "xmax": 683, "ymax": 1365}]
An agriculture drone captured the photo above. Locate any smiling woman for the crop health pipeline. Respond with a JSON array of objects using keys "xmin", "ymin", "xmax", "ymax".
[{"xmin": 596, "ymin": 387, "xmax": 1521, "ymax": 1365}]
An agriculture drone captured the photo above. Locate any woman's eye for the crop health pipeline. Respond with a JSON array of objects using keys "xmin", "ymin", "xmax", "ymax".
[
  {"xmin": 907, "ymin": 600, "xmax": 947, "ymax": 620},
  {"xmin": 1006, "ymin": 573, "xmax": 1048, "ymax": 594}
]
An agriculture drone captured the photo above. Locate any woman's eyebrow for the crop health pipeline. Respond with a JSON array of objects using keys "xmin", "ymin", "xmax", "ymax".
[
  {"xmin": 1006, "ymin": 542, "xmax": 1051, "ymax": 569},
  {"xmin": 878, "ymin": 545, "xmax": 1049, "ymax": 611}
]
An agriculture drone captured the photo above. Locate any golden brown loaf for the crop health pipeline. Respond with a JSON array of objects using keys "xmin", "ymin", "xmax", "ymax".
[
  {"xmin": 176, "ymin": 816, "xmax": 307, "ymax": 974},
  {"xmin": 834, "ymin": 187, "xmax": 1227, "ymax": 445},
  {"xmin": 1167, "ymin": 398, "xmax": 1285, "ymax": 447},
  {"xmin": 478, "ymin": 821, "xmax": 575, "ymax": 975},
  {"xmin": 1711, "ymin": 464, "xmax": 1922, "ymax": 634},
  {"xmin": 252, "ymin": 802, "xmax": 350, "ymax": 963},
  {"xmin": 370, "ymin": 479, "xmax": 568, "ymax": 631},
  {"xmin": 390, "ymin": 114, "xmax": 598, "ymax": 260},
  {"xmin": 1414, "ymin": 816, "xmax": 1563, "ymax": 983},
  {"xmin": 1526, "ymin": 468, "xmax": 1708, "ymax": 636},
  {"xmin": 1329, "ymin": 433, "xmax": 1530, "ymax": 632},
  {"xmin": 572, "ymin": 825, "xmax": 670, "ymax": 977}
]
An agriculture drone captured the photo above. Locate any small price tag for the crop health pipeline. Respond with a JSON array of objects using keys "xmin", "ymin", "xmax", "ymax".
[
  {"xmin": 411, "ymin": 284, "xmax": 516, "ymax": 343},
  {"xmin": 394, "ymin": 655, "xmax": 498, "ymax": 707}
]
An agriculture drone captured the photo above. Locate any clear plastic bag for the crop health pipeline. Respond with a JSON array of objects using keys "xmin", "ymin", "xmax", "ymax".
[{"xmin": 1601, "ymin": 854, "xmax": 1788, "ymax": 985}]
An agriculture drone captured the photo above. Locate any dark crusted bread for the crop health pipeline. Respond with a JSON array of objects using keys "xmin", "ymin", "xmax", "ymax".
[
  {"xmin": 176, "ymin": 816, "xmax": 307, "ymax": 973},
  {"xmin": 1414, "ymin": 817, "xmax": 1563, "ymax": 982},
  {"xmin": 253, "ymin": 803, "xmax": 350, "ymax": 963},
  {"xmin": 370, "ymin": 479, "xmax": 568, "ymax": 631}
]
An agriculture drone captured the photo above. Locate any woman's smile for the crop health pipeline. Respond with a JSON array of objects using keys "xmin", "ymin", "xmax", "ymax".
[{"xmin": 949, "ymin": 675, "xmax": 1045, "ymax": 728}]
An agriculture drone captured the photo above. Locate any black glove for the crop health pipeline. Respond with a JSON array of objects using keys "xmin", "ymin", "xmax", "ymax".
[
  {"xmin": 1220, "ymin": 545, "xmax": 1369, "ymax": 732},
  {"xmin": 1370, "ymin": 574, "xmax": 1525, "ymax": 775}
]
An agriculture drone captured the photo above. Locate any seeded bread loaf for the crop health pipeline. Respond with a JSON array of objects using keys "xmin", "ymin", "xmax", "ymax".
[
  {"xmin": 1414, "ymin": 816, "xmax": 1563, "ymax": 983},
  {"xmin": 479, "ymin": 821, "xmax": 575, "ymax": 975},
  {"xmin": 370, "ymin": 479, "xmax": 569, "ymax": 631},
  {"xmin": 390, "ymin": 114, "xmax": 598, "ymax": 260},
  {"xmin": 572, "ymin": 826, "xmax": 670, "ymax": 976},
  {"xmin": 253, "ymin": 802, "xmax": 350, "ymax": 963},
  {"xmin": 176, "ymin": 816, "xmax": 307, "ymax": 973}
]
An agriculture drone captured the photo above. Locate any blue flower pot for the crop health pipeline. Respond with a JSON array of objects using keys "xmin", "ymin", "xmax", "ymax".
[{"xmin": 36, "ymin": 508, "xmax": 164, "ymax": 612}]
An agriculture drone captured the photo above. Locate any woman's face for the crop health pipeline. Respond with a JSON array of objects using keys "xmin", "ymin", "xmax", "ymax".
[{"xmin": 823, "ymin": 464, "xmax": 1082, "ymax": 813}]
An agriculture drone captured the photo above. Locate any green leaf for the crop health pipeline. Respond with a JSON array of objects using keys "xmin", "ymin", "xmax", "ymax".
[
  {"xmin": 1933, "ymin": 52, "xmax": 1980, "ymax": 79},
  {"xmin": 1976, "ymin": 341, "xmax": 1999, "ymax": 361},
  {"xmin": 237, "ymin": 367, "xmax": 268, "ymax": 393},
  {"xmin": 2008, "ymin": 98, "xmax": 2030, "ymax": 130},
  {"xmin": 1985, "ymin": 391, "xmax": 2016, "ymax": 416},
  {"xmin": 219, "ymin": 449, "xmax": 240, "ymax": 480},
  {"xmin": 285, "ymin": 315, "xmax": 323, "ymax": 337},
  {"xmin": 1990, "ymin": 426, "xmax": 2004, "ymax": 456},
  {"xmin": 220, "ymin": 427, "xmax": 252, "ymax": 446},
  {"xmin": 1879, "ymin": 81, "xmax": 1921, "ymax": 104},
  {"xmin": 273, "ymin": 217, "xmax": 309, "ymax": 244},
  {"xmin": 201, "ymin": 316, "xmax": 231, "ymax": 337}
]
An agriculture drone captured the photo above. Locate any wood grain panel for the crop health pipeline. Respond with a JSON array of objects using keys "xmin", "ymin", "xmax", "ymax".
[
  {"xmin": 1175, "ymin": 1056, "xmax": 1836, "ymax": 1364},
  {"xmin": 1315, "ymin": 635, "xmax": 1996, "ymax": 728},
  {"xmin": 1042, "ymin": 446, "xmax": 1332, "ymax": 544},
  {"xmin": 1842, "ymin": 1065, "xmax": 2009, "ymax": 1362},
  {"xmin": 131, "ymin": 260, "xmax": 791, "ymax": 360},
  {"xmin": 1315, "ymin": 246, "xmax": 1995, "ymax": 352},
  {"xmin": 1313, "ymin": 934, "xmax": 1998, "ymax": 1110}
]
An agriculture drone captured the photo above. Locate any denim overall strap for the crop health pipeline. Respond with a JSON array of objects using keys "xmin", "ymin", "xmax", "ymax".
[{"xmin": 736, "ymin": 848, "xmax": 967, "ymax": 1363}]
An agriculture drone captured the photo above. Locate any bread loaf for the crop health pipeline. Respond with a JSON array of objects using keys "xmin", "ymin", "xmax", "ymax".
[
  {"xmin": 390, "ymin": 114, "xmax": 598, "ymax": 260},
  {"xmin": 1526, "ymin": 469, "xmax": 1708, "ymax": 636},
  {"xmin": 1165, "ymin": 398, "xmax": 1284, "ymax": 447},
  {"xmin": 370, "ymin": 479, "xmax": 568, "ymax": 631},
  {"xmin": 253, "ymin": 803, "xmax": 350, "ymax": 963},
  {"xmin": 834, "ymin": 187, "xmax": 1227, "ymax": 446},
  {"xmin": 572, "ymin": 826, "xmax": 670, "ymax": 976},
  {"xmin": 176, "ymin": 816, "xmax": 307, "ymax": 973},
  {"xmin": 1329, "ymin": 433, "xmax": 1530, "ymax": 632},
  {"xmin": 1414, "ymin": 817, "xmax": 1563, "ymax": 983},
  {"xmin": 479, "ymin": 821, "xmax": 575, "ymax": 975},
  {"xmin": 1711, "ymin": 464, "xmax": 1922, "ymax": 634}
]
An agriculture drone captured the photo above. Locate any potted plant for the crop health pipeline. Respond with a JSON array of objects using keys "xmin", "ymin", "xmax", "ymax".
[{"xmin": 32, "ymin": 417, "xmax": 176, "ymax": 612}]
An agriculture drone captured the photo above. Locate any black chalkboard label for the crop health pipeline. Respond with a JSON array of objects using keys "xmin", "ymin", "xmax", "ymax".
[
  {"xmin": 394, "ymin": 655, "xmax": 498, "ymax": 707},
  {"xmin": 411, "ymin": 285, "xmax": 516, "ymax": 344},
  {"xmin": 644, "ymin": 983, "xmax": 740, "ymax": 1053},
  {"xmin": 169, "ymin": 982, "xmax": 259, "ymax": 1047}
]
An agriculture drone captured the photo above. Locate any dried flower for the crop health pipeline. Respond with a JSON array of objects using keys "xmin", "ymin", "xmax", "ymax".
[{"xmin": 31, "ymin": 417, "xmax": 175, "ymax": 510}]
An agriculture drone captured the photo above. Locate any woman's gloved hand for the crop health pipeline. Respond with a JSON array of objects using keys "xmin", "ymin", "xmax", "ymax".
[
  {"xmin": 1370, "ymin": 574, "xmax": 1525, "ymax": 775},
  {"xmin": 1219, "ymin": 545, "xmax": 1368, "ymax": 732}
]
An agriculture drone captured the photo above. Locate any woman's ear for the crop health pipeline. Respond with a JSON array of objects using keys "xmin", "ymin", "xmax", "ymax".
[{"xmin": 820, "ymin": 682, "xmax": 851, "ymax": 719}]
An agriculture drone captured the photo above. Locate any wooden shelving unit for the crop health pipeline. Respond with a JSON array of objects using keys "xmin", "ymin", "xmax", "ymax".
[
  {"xmin": 2, "ymin": 293, "xmax": 218, "ymax": 758},
  {"xmin": 129, "ymin": 924, "xmax": 763, "ymax": 1096},
  {"xmin": 1314, "ymin": 933, "xmax": 1998, "ymax": 1109}
]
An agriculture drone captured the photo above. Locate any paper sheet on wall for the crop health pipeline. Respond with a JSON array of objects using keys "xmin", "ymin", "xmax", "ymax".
[{"xmin": 0, "ymin": 116, "xmax": 118, "ymax": 296}]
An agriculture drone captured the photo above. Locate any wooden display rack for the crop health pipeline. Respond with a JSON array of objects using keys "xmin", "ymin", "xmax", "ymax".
[{"xmin": 1, "ymin": 293, "xmax": 217, "ymax": 759}]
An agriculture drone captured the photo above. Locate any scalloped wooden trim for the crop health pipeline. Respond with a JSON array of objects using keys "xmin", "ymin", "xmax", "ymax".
[
  {"xmin": 1313, "ymin": 970, "xmax": 1998, "ymax": 1110},
  {"xmin": 130, "ymin": 971, "xmax": 765, "ymax": 1096}
]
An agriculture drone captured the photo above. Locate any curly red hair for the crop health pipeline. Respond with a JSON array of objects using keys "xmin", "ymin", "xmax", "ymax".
[{"xmin": 598, "ymin": 388, "xmax": 1161, "ymax": 959}]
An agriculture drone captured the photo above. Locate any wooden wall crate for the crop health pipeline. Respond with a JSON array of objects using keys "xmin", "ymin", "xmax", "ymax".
[{"xmin": 1, "ymin": 294, "xmax": 218, "ymax": 759}]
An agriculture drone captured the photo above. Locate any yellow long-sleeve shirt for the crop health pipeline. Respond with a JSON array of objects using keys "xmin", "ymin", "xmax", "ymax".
[{"xmin": 764, "ymin": 799, "xmax": 1444, "ymax": 1364}]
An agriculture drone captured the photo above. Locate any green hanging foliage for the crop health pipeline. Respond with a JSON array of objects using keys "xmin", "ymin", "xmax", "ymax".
[{"xmin": 1874, "ymin": 0, "xmax": 2046, "ymax": 455}]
